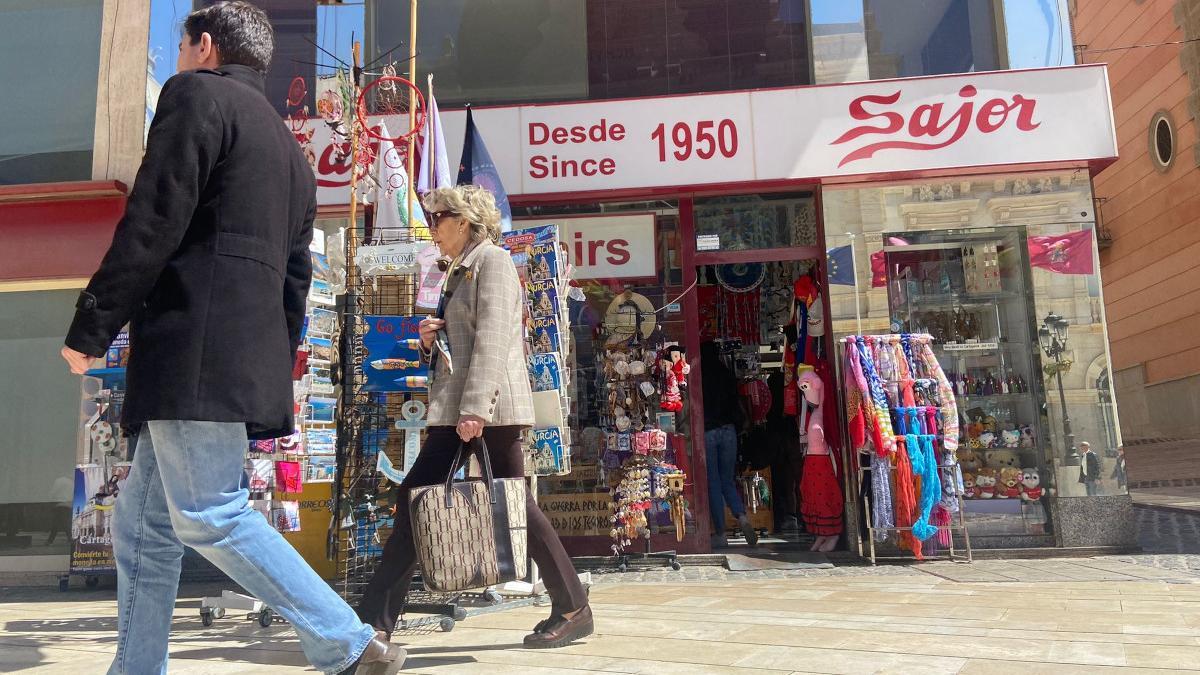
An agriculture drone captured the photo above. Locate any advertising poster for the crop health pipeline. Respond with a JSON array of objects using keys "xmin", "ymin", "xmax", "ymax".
[
  {"xmin": 362, "ymin": 315, "xmax": 429, "ymax": 392},
  {"xmin": 69, "ymin": 463, "xmax": 130, "ymax": 575}
]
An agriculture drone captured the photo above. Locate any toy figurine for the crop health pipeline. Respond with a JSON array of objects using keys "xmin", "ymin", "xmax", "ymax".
[
  {"xmin": 658, "ymin": 346, "xmax": 688, "ymax": 413},
  {"xmin": 1020, "ymin": 468, "xmax": 1044, "ymax": 501}
]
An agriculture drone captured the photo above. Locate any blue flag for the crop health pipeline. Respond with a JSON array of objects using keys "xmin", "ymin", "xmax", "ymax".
[
  {"xmin": 457, "ymin": 107, "xmax": 512, "ymax": 232},
  {"xmin": 826, "ymin": 245, "xmax": 856, "ymax": 285}
]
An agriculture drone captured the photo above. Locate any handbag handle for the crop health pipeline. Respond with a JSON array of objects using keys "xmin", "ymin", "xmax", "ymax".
[{"xmin": 442, "ymin": 436, "xmax": 497, "ymax": 509}]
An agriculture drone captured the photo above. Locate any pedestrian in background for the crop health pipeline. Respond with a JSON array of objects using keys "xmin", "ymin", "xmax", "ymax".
[
  {"xmin": 701, "ymin": 341, "xmax": 758, "ymax": 548},
  {"xmin": 1079, "ymin": 441, "xmax": 1101, "ymax": 496}
]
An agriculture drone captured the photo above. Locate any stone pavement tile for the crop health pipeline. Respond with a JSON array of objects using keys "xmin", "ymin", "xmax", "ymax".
[
  {"xmin": 541, "ymin": 633, "xmax": 764, "ymax": 667},
  {"xmin": 1121, "ymin": 599, "xmax": 1200, "ymax": 614},
  {"xmin": 958, "ymin": 660, "xmax": 1182, "ymax": 675},
  {"xmin": 1057, "ymin": 611, "xmax": 1191, "ymax": 629},
  {"xmin": 729, "ymin": 643, "xmax": 965, "ymax": 674},
  {"xmin": 1124, "ymin": 643, "xmax": 1200, "ymax": 670},
  {"xmin": 723, "ymin": 624, "xmax": 860, "ymax": 649}
]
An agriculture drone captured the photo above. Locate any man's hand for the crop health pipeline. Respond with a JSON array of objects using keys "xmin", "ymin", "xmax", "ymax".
[
  {"xmin": 456, "ymin": 414, "xmax": 485, "ymax": 443},
  {"xmin": 61, "ymin": 347, "xmax": 96, "ymax": 375}
]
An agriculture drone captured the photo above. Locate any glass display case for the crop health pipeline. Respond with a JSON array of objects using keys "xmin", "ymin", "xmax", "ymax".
[{"xmin": 883, "ymin": 228, "xmax": 1054, "ymax": 541}]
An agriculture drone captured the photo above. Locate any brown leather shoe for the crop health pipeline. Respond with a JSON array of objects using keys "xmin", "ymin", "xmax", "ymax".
[{"xmin": 523, "ymin": 605, "xmax": 594, "ymax": 649}]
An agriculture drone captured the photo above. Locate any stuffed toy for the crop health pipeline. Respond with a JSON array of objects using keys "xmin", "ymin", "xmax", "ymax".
[
  {"xmin": 962, "ymin": 471, "xmax": 978, "ymax": 499},
  {"xmin": 979, "ymin": 431, "xmax": 998, "ymax": 449},
  {"xmin": 1002, "ymin": 429, "xmax": 1021, "ymax": 448},
  {"xmin": 985, "ymin": 448, "xmax": 1020, "ymax": 470},
  {"xmin": 1020, "ymin": 425, "xmax": 1035, "ymax": 448},
  {"xmin": 956, "ymin": 447, "xmax": 983, "ymax": 472},
  {"xmin": 975, "ymin": 468, "xmax": 997, "ymax": 499},
  {"xmin": 998, "ymin": 467, "xmax": 1022, "ymax": 499},
  {"xmin": 1020, "ymin": 468, "xmax": 1044, "ymax": 501},
  {"xmin": 658, "ymin": 347, "xmax": 687, "ymax": 413}
]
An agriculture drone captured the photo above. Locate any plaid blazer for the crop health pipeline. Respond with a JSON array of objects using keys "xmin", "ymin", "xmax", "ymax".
[{"xmin": 425, "ymin": 241, "xmax": 535, "ymax": 428}]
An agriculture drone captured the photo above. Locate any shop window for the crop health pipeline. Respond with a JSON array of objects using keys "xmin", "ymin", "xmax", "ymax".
[
  {"xmin": 0, "ymin": 290, "xmax": 82, "ymax": 557},
  {"xmin": 693, "ymin": 193, "xmax": 818, "ymax": 253},
  {"xmin": 812, "ymin": 0, "xmax": 1005, "ymax": 84},
  {"xmin": 0, "ymin": 1, "xmax": 103, "ymax": 184},
  {"xmin": 823, "ymin": 171, "xmax": 1123, "ymax": 547}
]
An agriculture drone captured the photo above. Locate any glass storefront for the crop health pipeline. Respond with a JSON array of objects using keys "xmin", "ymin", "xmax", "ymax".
[
  {"xmin": 823, "ymin": 171, "xmax": 1125, "ymax": 543},
  {"xmin": 0, "ymin": 289, "xmax": 85, "ymax": 557},
  {"xmin": 0, "ymin": 0, "xmax": 103, "ymax": 184}
]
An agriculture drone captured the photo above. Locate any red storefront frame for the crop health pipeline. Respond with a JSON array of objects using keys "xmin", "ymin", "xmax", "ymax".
[
  {"xmin": 0, "ymin": 181, "xmax": 128, "ymax": 284},
  {"xmin": 511, "ymin": 183, "xmax": 834, "ymax": 557}
]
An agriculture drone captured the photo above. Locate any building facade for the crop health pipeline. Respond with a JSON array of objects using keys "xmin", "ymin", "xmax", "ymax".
[
  {"xmin": 1, "ymin": 0, "xmax": 1136, "ymax": 576},
  {"xmin": 1074, "ymin": 0, "xmax": 1200, "ymax": 477}
]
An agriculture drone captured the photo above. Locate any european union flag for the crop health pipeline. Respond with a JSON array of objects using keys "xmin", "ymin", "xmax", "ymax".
[
  {"xmin": 457, "ymin": 107, "xmax": 513, "ymax": 232},
  {"xmin": 826, "ymin": 245, "xmax": 856, "ymax": 286}
]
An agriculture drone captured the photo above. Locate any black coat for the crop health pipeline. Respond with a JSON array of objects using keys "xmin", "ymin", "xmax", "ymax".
[{"xmin": 66, "ymin": 64, "xmax": 315, "ymax": 440}]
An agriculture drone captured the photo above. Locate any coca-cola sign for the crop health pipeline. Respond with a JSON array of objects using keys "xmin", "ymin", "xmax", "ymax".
[{"xmin": 300, "ymin": 66, "xmax": 1115, "ymax": 205}]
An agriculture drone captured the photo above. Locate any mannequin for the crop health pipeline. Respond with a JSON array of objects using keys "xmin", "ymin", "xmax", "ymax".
[{"xmin": 797, "ymin": 367, "xmax": 843, "ymax": 552}]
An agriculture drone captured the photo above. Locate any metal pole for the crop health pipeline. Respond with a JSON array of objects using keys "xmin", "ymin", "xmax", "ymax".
[
  {"xmin": 405, "ymin": 0, "xmax": 419, "ymax": 235},
  {"xmin": 1055, "ymin": 349, "xmax": 1080, "ymax": 465}
]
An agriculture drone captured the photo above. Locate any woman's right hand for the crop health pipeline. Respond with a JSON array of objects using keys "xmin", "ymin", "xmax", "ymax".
[{"xmin": 418, "ymin": 317, "xmax": 445, "ymax": 350}]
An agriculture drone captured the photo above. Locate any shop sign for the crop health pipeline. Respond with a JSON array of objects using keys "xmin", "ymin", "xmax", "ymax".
[
  {"xmin": 537, "ymin": 492, "xmax": 612, "ymax": 537},
  {"xmin": 302, "ymin": 65, "xmax": 1115, "ymax": 203},
  {"xmin": 696, "ymin": 234, "xmax": 720, "ymax": 251},
  {"xmin": 354, "ymin": 242, "xmax": 423, "ymax": 276},
  {"xmin": 514, "ymin": 213, "xmax": 655, "ymax": 279}
]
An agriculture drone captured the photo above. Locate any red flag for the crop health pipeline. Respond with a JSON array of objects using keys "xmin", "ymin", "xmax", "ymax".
[{"xmin": 1027, "ymin": 230, "xmax": 1094, "ymax": 275}]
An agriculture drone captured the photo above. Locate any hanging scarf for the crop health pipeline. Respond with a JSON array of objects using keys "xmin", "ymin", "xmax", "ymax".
[
  {"xmin": 871, "ymin": 452, "xmax": 894, "ymax": 541},
  {"xmin": 844, "ymin": 342, "xmax": 867, "ymax": 451},
  {"xmin": 893, "ymin": 436, "xmax": 921, "ymax": 559},
  {"xmin": 856, "ymin": 337, "xmax": 895, "ymax": 456},
  {"xmin": 916, "ymin": 340, "xmax": 960, "ymax": 451},
  {"xmin": 911, "ymin": 434, "xmax": 942, "ymax": 542}
]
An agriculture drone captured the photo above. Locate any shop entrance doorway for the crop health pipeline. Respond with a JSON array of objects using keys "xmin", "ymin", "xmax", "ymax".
[{"xmin": 683, "ymin": 191, "xmax": 845, "ymax": 553}]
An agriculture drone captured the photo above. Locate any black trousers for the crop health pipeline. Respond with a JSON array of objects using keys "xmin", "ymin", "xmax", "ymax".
[{"xmin": 356, "ymin": 425, "xmax": 589, "ymax": 634}]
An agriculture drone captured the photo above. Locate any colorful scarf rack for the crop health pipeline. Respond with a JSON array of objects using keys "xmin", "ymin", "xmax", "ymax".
[{"xmin": 841, "ymin": 334, "xmax": 962, "ymax": 559}]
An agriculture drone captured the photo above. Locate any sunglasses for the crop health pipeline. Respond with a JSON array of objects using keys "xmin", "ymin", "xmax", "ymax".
[{"xmin": 426, "ymin": 210, "xmax": 458, "ymax": 227}]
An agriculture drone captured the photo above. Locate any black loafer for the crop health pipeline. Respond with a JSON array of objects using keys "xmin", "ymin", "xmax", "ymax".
[{"xmin": 523, "ymin": 606, "xmax": 594, "ymax": 649}]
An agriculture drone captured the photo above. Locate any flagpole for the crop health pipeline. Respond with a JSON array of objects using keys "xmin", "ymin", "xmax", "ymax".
[
  {"xmin": 405, "ymin": 0, "xmax": 419, "ymax": 238},
  {"xmin": 848, "ymin": 233, "xmax": 863, "ymax": 336}
]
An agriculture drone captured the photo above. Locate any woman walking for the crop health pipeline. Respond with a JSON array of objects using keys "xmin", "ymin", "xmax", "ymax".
[{"xmin": 357, "ymin": 185, "xmax": 593, "ymax": 649}]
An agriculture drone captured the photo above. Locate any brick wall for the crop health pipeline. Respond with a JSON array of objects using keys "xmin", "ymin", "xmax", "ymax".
[{"xmin": 1076, "ymin": 0, "xmax": 1200, "ymax": 439}]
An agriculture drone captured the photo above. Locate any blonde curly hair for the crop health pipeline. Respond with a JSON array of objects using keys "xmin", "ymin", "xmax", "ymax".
[{"xmin": 422, "ymin": 185, "xmax": 502, "ymax": 244}]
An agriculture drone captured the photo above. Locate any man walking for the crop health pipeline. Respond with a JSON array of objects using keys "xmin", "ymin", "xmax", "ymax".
[
  {"xmin": 1079, "ymin": 441, "xmax": 1102, "ymax": 496},
  {"xmin": 60, "ymin": 3, "xmax": 402, "ymax": 673}
]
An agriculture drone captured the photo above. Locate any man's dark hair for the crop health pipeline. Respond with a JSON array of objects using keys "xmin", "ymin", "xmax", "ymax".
[{"xmin": 184, "ymin": 1, "xmax": 275, "ymax": 74}]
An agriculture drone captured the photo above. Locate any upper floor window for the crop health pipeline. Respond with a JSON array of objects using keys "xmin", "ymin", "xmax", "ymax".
[{"xmin": 0, "ymin": 0, "xmax": 103, "ymax": 185}]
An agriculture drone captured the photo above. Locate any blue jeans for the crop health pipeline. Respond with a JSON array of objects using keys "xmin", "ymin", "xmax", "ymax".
[
  {"xmin": 705, "ymin": 424, "xmax": 745, "ymax": 534},
  {"xmin": 109, "ymin": 421, "xmax": 374, "ymax": 674}
]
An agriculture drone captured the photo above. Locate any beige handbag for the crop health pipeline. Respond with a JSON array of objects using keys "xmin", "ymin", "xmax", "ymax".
[{"xmin": 408, "ymin": 438, "xmax": 528, "ymax": 592}]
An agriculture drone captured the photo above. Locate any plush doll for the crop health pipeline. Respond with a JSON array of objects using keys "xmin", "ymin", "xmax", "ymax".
[
  {"xmin": 985, "ymin": 448, "xmax": 1020, "ymax": 470},
  {"xmin": 962, "ymin": 471, "xmax": 978, "ymax": 499},
  {"xmin": 998, "ymin": 467, "xmax": 1022, "ymax": 499},
  {"xmin": 966, "ymin": 419, "xmax": 985, "ymax": 448},
  {"xmin": 975, "ymin": 468, "xmax": 997, "ymax": 499},
  {"xmin": 1002, "ymin": 429, "xmax": 1021, "ymax": 448},
  {"xmin": 1020, "ymin": 468, "xmax": 1044, "ymax": 501},
  {"xmin": 956, "ymin": 447, "xmax": 983, "ymax": 472},
  {"xmin": 1020, "ymin": 425, "xmax": 1035, "ymax": 449},
  {"xmin": 978, "ymin": 431, "xmax": 997, "ymax": 449},
  {"xmin": 666, "ymin": 345, "xmax": 689, "ymax": 391}
]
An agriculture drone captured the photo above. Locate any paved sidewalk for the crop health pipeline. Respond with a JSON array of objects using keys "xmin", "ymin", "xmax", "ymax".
[{"xmin": 7, "ymin": 556, "xmax": 1200, "ymax": 673}]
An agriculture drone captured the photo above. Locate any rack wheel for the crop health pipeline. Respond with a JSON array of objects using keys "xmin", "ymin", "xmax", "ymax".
[
  {"xmin": 58, "ymin": 577, "xmax": 69, "ymax": 592},
  {"xmin": 452, "ymin": 607, "xmax": 468, "ymax": 621},
  {"xmin": 85, "ymin": 576, "xmax": 100, "ymax": 589},
  {"xmin": 258, "ymin": 608, "xmax": 273, "ymax": 627},
  {"xmin": 201, "ymin": 610, "xmax": 214, "ymax": 627},
  {"xmin": 670, "ymin": 561, "xmax": 682, "ymax": 571},
  {"xmin": 212, "ymin": 608, "xmax": 226, "ymax": 619},
  {"xmin": 439, "ymin": 617, "xmax": 455, "ymax": 633},
  {"xmin": 484, "ymin": 589, "xmax": 503, "ymax": 605}
]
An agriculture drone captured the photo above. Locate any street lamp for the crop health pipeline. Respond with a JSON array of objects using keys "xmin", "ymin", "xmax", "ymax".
[{"xmin": 1038, "ymin": 312, "xmax": 1080, "ymax": 466}]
